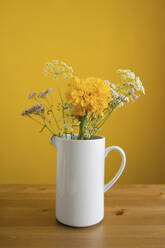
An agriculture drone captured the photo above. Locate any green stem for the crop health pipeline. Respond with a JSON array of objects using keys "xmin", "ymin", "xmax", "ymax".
[
  {"xmin": 44, "ymin": 97, "xmax": 60, "ymax": 131},
  {"xmin": 95, "ymin": 100, "xmax": 122, "ymax": 131},
  {"xmin": 71, "ymin": 116, "xmax": 74, "ymax": 139},
  {"xmin": 27, "ymin": 114, "xmax": 44, "ymax": 126},
  {"xmin": 49, "ymin": 109, "xmax": 60, "ymax": 130},
  {"xmin": 27, "ymin": 115, "xmax": 55, "ymax": 134},
  {"xmin": 96, "ymin": 110, "xmax": 112, "ymax": 129},
  {"xmin": 78, "ymin": 113, "xmax": 88, "ymax": 140},
  {"xmin": 40, "ymin": 113, "xmax": 55, "ymax": 134},
  {"xmin": 56, "ymin": 81, "xmax": 67, "ymax": 137}
]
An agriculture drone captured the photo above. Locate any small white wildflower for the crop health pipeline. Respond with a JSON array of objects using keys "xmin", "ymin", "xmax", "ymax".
[
  {"xmin": 52, "ymin": 60, "xmax": 59, "ymax": 64},
  {"xmin": 117, "ymin": 102, "xmax": 124, "ymax": 108},
  {"xmin": 128, "ymin": 88, "xmax": 135, "ymax": 95},
  {"xmin": 132, "ymin": 95, "xmax": 139, "ymax": 100},
  {"xmin": 111, "ymin": 88, "xmax": 119, "ymax": 98},
  {"xmin": 104, "ymin": 80, "xmax": 116, "ymax": 89},
  {"xmin": 128, "ymin": 72, "xmax": 135, "ymax": 80},
  {"xmin": 28, "ymin": 92, "xmax": 37, "ymax": 99},
  {"xmin": 123, "ymin": 82, "xmax": 137, "ymax": 89},
  {"xmin": 121, "ymin": 96, "xmax": 129, "ymax": 102}
]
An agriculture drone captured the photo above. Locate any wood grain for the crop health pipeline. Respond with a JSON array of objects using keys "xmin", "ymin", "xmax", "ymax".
[{"xmin": 0, "ymin": 185, "xmax": 165, "ymax": 248}]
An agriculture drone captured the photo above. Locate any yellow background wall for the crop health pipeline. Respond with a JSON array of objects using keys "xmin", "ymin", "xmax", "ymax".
[{"xmin": 1, "ymin": 0, "xmax": 164, "ymax": 184}]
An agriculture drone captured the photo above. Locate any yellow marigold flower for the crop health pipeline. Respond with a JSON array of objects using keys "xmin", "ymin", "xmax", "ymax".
[{"xmin": 66, "ymin": 77, "xmax": 111, "ymax": 116}]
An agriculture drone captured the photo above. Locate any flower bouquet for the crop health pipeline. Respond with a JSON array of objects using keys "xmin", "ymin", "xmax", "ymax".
[
  {"xmin": 21, "ymin": 60, "xmax": 145, "ymax": 227},
  {"xmin": 21, "ymin": 60, "xmax": 145, "ymax": 140}
]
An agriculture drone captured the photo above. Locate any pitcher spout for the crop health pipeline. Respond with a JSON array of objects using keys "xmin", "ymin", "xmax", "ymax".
[{"xmin": 49, "ymin": 135, "xmax": 57, "ymax": 148}]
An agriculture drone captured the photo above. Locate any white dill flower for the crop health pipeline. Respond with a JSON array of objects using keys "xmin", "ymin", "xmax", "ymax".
[
  {"xmin": 118, "ymin": 70, "xmax": 135, "ymax": 82},
  {"xmin": 45, "ymin": 62, "xmax": 53, "ymax": 67},
  {"xmin": 38, "ymin": 88, "xmax": 52, "ymax": 98},
  {"xmin": 63, "ymin": 73, "xmax": 67, "ymax": 78},
  {"xmin": 120, "ymin": 74, "xmax": 127, "ymax": 82},
  {"xmin": 43, "ymin": 63, "xmax": 55, "ymax": 75},
  {"xmin": 55, "ymin": 66, "xmax": 65, "ymax": 73},
  {"xmin": 28, "ymin": 92, "xmax": 37, "ymax": 99},
  {"xmin": 53, "ymin": 74, "xmax": 59, "ymax": 80},
  {"xmin": 104, "ymin": 80, "xmax": 116, "ymax": 89},
  {"xmin": 67, "ymin": 66, "xmax": 74, "ymax": 72},
  {"xmin": 117, "ymin": 69, "xmax": 131, "ymax": 74},
  {"xmin": 136, "ymin": 77, "xmax": 145, "ymax": 94},
  {"xmin": 68, "ymin": 73, "xmax": 73, "ymax": 78},
  {"xmin": 61, "ymin": 61, "xmax": 67, "ymax": 66},
  {"xmin": 52, "ymin": 60, "xmax": 59, "ymax": 64}
]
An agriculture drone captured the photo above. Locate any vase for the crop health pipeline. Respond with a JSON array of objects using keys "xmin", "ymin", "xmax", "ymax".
[{"xmin": 50, "ymin": 135, "xmax": 126, "ymax": 227}]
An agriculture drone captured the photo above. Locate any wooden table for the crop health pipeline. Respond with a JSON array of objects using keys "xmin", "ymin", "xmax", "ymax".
[{"xmin": 0, "ymin": 185, "xmax": 165, "ymax": 248}]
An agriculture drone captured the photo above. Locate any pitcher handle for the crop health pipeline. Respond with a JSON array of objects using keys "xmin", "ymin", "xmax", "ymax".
[{"xmin": 104, "ymin": 146, "xmax": 126, "ymax": 192}]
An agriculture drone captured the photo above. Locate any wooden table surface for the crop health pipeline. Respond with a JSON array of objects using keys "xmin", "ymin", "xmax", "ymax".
[{"xmin": 0, "ymin": 184, "xmax": 165, "ymax": 248}]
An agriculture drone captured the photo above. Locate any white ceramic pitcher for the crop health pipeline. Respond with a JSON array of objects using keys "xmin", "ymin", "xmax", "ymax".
[{"xmin": 50, "ymin": 135, "xmax": 126, "ymax": 227}]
